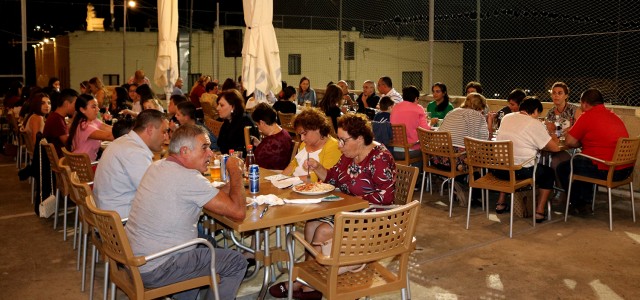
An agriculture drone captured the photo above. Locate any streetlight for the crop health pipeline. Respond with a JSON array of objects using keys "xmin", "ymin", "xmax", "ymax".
[{"xmin": 123, "ymin": 0, "xmax": 136, "ymax": 84}]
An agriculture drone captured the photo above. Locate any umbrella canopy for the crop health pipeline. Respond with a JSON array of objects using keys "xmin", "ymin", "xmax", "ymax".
[
  {"xmin": 154, "ymin": 0, "xmax": 179, "ymax": 95},
  {"xmin": 242, "ymin": 0, "xmax": 282, "ymax": 101}
]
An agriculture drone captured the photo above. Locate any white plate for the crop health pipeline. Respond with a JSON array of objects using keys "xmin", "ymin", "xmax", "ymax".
[{"xmin": 291, "ymin": 183, "xmax": 335, "ymax": 195}]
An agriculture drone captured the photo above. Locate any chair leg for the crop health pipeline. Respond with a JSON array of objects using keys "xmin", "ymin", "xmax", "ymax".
[
  {"xmin": 466, "ymin": 186, "xmax": 473, "ymax": 229},
  {"xmin": 77, "ymin": 222, "xmax": 82, "ymax": 271},
  {"xmin": 592, "ymin": 184, "xmax": 597, "ymax": 211},
  {"xmin": 81, "ymin": 231, "xmax": 88, "ymax": 291},
  {"xmin": 509, "ymin": 193, "xmax": 515, "ymax": 238},
  {"xmin": 30, "ymin": 177, "xmax": 35, "ymax": 204},
  {"xmin": 90, "ymin": 244, "xmax": 96, "ymax": 300},
  {"xmin": 532, "ymin": 187, "xmax": 537, "ymax": 228},
  {"xmin": 103, "ymin": 262, "xmax": 110, "ymax": 300},
  {"xmin": 608, "ymin": 188, "xmax": 613, "ymax": 231},
  {"xmin": 564, "ymin": 179, "xmax": 574, "ymax": 222},
  {"xmin": 110, "ymin": 282, "xmax": 116, "ymax": 300},
  {"xmin": 63, "ymin": 195, "xmax": 68, "ymax": 241},
  {"xmin": 73, "ymin": 208, "xmax": 79, "ymax": 249},
  {"xmin": 405, "ymin": 271, "xmax": 412, "ymax": 300},
  {"xmin": 419, "ymin": 171, "xmax": 426, "ymax": 204},
  {"xmin": 449, "ymin": 177, "xmax": 455, "ymax": 218},
  {"xmin": 428, "ymin": 173, "xmax": 433, "ymax": 195},
  {"xmin": 53, "ymin": 188, "xmax": 60, "ymax": 230},
  {"xmin": 631, "ymin": 182, "xmax": 636, "ymax": 223}
]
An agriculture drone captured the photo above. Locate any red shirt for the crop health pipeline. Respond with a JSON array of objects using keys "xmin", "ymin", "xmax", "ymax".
[
  {"xmin": 190, "ymin": 85, "xmax": 206, "ymax": 108},
  {"xmin": 568, "ymin": 104, "xmax": 629, "ymax": 170},
  {"xmin": 43, "ymin": 111, "xmax": 68, "ymax": 158}
]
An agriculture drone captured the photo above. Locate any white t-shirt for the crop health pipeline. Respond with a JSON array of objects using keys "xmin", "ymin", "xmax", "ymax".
[{"xmin": 496, "ymin": 112, "xmax": 551, "ymax": 167}]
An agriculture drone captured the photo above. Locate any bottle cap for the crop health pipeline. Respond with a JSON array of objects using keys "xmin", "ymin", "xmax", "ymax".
[{"xmin": 247, "ymin": 145, "xmax": 253, "ymax": 150}]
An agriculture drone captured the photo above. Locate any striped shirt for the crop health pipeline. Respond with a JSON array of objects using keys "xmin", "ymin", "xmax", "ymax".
[{"xmin": 438, "ymin": 107, "xmax": 489, "ymax": 147}]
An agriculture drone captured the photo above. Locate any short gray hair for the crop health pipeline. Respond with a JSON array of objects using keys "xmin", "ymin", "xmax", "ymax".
[{"xmin": 168, "ymin": 124, "xmax": 208, "ymax": 154}]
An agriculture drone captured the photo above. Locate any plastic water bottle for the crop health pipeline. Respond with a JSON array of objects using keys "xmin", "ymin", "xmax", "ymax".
[
  {"xmin": 555, "ymin": 115, "xmax": 562, "ymax": 138},
  {"xmin": 245, "ymin": 145, "xmax": 255, "ymax": 173}
]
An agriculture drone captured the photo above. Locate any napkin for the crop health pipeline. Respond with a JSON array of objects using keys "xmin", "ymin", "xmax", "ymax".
[
  {"xmin": 247, "ymin": 194, "xmax": 285, "ymax": 206},
  {"xmin": 283, "ymin": 198, "xmax": 322, "ymax": 204},
  {"xmin": 265, "ymin": 174, "xmax": 289, "ymax": 181},
  {"xmin": 271, "ymin": 177, "xmax": 304, "ymax": 189},
  {"xmin": 211, "ymin": 181, "xmax": 226, "ymax": 188}
]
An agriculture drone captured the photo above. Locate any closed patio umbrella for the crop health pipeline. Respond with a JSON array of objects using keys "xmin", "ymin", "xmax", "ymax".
[
  {"xmin": 242, "ymin": 0, "xmax": 282, "ymax": 101},
  {"xmin": 154, "ymin": 0, "xmax": 179, "ymax": 97}
]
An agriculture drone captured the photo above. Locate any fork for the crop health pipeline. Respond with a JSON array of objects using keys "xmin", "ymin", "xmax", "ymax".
[{"xmin": 306, "ymin": 151, "xmax": 310, "ymax": 183}]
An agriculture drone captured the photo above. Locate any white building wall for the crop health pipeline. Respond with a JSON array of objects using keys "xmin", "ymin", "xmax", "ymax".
[{"xmin": 63, "ymin": 27, "xmax": 462, "ymax": 94}]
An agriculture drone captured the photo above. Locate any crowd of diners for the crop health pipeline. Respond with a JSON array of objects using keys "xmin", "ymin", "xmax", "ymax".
[{"xmin": 3, "ymin": 69, "xmax": 632, "ymax": 300}]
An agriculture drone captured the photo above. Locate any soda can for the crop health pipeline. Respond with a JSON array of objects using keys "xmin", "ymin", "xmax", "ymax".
[
  {"xmin": 220, "ymin": 154, "xmax": 229, "ymax": 182},
  {"xmin": 248, "ymin": 164, "xmax": 260, "ymax": 194}
]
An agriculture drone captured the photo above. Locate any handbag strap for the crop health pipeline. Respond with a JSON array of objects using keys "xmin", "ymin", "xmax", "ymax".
[{"xmin": 38, "ymin": 139, "xmax": 44, "ymax": 205}]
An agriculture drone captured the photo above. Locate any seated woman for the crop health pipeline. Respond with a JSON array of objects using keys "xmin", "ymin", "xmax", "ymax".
[
  {"xmin": 296, "ymin": 76, "xmax": 317, "ymax": 106},
  {"xmin": 250, "ymin": 103, "xmax": 293, "ymax": 170},
  {"xmin": 427, "ymin": 82, "xmax": 454, "ymax": 125},
  {"xmin": 544, "ymin": 81, "xmax": 582, "ymax": 173},
  {"xmin": 22, "ymin": 93, "xmax": 51, "ymax": 148},
  {"xmin": 282, "ymin": 108, "xmax": 340, "ymax": 182},
  {"xmin": 216, "ymin": 89, "xmax": 258, "ymax": 157},
  {"xmin": 435, "ymin": 92, "xmax": 490, "ymax": 172},
  {"xmin": 272, "ymin": 86, "xmax": 297, "ymax": 122},
  {"xmin": 270, "ymin": 113, "xmax": 396, "ymax": 299},
  {"xmin": 67, "ymin": 94, "xmax": 114, "ymax": 161},
  {"xmin": 317, "ymin": 84, "xmax": 343, "ymax": 131},
  {"xmin": 107, "ymin": 86, "xmax": 131, "ymax": 117},
  {"xmin": 493, "ymin": 97, "xmax": 562, "ymax": 222}
]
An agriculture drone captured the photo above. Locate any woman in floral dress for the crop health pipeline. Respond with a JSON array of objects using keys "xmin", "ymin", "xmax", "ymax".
[{"xmin": 269, "ymin": 113, "xmax": 396, "ymax": 300}]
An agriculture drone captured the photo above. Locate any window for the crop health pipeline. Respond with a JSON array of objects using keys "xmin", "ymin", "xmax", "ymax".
[
  {"xmin": 402, "ymin": 71, "xmax": 423, "ymax": 91},
  {"xmin": 103, "ymin": 74, "xmax": 120, "ymax": 86},
  {"xmin": 288, "ymin": 54, "xmax": 301, "ymax": 75},
  {"xmin": 344, "ymin": 41, "xmax": 355, "ymax": 60}
]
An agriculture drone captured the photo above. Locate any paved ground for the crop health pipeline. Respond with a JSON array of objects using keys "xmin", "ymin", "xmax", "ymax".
[{"xmin": 1, "ymin": 152, "xmax": 639, "ymax": 299}]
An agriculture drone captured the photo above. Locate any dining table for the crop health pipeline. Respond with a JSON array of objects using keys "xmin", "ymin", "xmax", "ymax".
[{"xmin": 203, "ymin": 168, "xmax": 369, "ymax": 300}]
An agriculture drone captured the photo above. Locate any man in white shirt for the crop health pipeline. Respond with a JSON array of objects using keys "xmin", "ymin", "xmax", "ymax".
[
  {"xmin": 377, "ymin": 76, "xmax": 403, "ymax": 104},
  {"xmin": 93, "ymin": 109, "xmax": 169, "ymax": 218}
]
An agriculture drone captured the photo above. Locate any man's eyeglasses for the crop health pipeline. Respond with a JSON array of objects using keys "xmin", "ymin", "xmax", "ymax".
[{"xmin": 338, "ymin": 136, "xmax": 354, "ymax": 146}]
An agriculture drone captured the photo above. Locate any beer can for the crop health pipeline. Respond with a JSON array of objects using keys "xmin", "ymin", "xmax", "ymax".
[
  {"xmin": 220, "ymin": 154, "xmax": 229, "ymax": 182},
  {"xmin": 248, "ymin": 164, "xmax": 260, "ymax": 194}
]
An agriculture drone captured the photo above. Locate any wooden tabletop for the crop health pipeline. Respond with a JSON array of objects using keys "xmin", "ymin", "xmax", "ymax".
[{"xmin": 203, "ymin": 169, "xmax": 369, "ymax": 233}]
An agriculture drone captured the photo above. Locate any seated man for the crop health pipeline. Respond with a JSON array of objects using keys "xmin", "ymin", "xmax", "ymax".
[
  {"xmin": 558, "ymin": 88, "xmax": 633, "ymax": 214},
  {"xmin": 389, "ymin": 86, "xmax": 429, "ymax": 155},
  {"xmin": 125, "ymin": 124, "xmax": 247, "ymax": 300},
  {"xmin": 493, "ymin": 97, "xmax": 562, "ymax": 222},
  {"xmin": 94, "ymin": 110, "xmax": 168, "ymax": 218}
]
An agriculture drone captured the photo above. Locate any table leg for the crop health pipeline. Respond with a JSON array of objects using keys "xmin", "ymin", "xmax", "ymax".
[{"xmin": 257, "ymin": 228, "xmax": 271, "ymax": 300}]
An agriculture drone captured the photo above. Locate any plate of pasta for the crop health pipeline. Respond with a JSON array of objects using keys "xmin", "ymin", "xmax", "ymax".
[{"xmin": 292, "ymin": 182, "xmax": 336, "ymax": 195}]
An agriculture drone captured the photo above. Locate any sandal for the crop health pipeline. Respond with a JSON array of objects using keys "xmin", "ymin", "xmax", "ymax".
[
  {"xmin": 495, "ymin": 203, "xmax": 508, "ymax": 214},
  {"xmin": 535, "ymin": 212, "xmax": 546, "ymax": 223}
]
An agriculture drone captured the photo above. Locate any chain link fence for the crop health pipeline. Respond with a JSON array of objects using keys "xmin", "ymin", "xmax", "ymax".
[{"xmin": 215, "ymin": 0, "xmax": 640, "ymax": 106}]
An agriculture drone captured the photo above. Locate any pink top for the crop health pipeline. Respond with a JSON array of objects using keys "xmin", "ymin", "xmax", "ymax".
[
  {"xmin": 389, "ymin": 101, "xmax": 430, "ymax": 150},
  {"xmin": 73, "ymin": 119, "xmax": 103, "ymax": 161}
]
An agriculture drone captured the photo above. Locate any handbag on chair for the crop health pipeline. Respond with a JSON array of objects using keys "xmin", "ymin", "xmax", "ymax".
[
  {"xmin": 313, "ymin": 239, "xmax": 366, "ymax": 275},
  {"xmin": 38, "ymin": 139, "xmax": 56, "ymax": 218}
]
